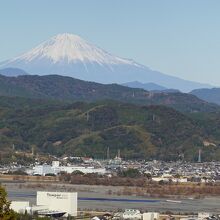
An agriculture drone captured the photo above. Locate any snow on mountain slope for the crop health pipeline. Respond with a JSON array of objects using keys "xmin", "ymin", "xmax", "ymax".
[
  {"xmin": 3, "ymin": 33, "xmax": 141, "ymax": 68},
  {"xmin": 0, "ymin": 33, "xmax": 211, "ymax": 92}
]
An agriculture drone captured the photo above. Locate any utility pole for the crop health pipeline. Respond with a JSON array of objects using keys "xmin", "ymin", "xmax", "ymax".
[
  {"xmin": 152, "ymin": 114, "xmax": 156, "ymax": 121},
  {"xmin": 107, "ymin": 147, "xmax": 110, "ymax": 160},
  {"xmin": 198, "ymin": 148, "xmax": 202, "ymax": 163},
  {"xmin": 86, "ymin": 112, "xmax": 89, "ymax": 121},
  {"xmin": 32, "ymin": 146, "xmax": 35, "ymax": 156},
  {"xmin": 118, "ymin": 149, "xmax": 121, "ymax": 158}
]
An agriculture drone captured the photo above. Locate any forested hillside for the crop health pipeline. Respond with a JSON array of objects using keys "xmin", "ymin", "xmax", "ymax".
[
  {"xmin": 0, "ymin": 74, "xmax": 218, "ymax": 113},
  {"xmin": 0, "ymin": 96, "xmax": 220, "ymax": 161}
]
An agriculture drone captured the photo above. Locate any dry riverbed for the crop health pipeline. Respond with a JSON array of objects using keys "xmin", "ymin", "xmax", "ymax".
[{"xmin": 2, "ymin": 182, "xmax": 220, "ymax": 214}]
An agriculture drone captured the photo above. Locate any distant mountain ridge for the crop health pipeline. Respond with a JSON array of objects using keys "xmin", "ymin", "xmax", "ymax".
[
  {"xmin": 191, "ymin": 88, "xmax": 220, "ymax": 105},
  {"xmin": 122, "ymin": 81, "xmax": 168, "ymax": 91},
  {"xmin": 0, "ymin": 68, "xmax": 28, "ymax": 77},
  {"xmin": 0, "ymin": 74, "xmax": 217, "ymax": 113},
  {"xmin": 0, "ymin": 33, "xmax": 212, "ymax": 92}
]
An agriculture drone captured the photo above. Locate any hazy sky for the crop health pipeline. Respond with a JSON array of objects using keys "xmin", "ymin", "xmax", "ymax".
[{"xmin": 1, "ymin": 0, "xmax": 220, "ymax": 85}]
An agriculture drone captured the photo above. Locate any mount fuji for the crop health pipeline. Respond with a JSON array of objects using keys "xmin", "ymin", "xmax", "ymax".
[{"xmin": 0, "ymin": 33, "xmax": 211, "ymax": 92}]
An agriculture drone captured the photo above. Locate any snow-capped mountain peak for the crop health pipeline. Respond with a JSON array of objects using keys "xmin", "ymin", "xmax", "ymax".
[
  {"xmin": 0, "ymin": 33, "xmax": 212, "ymax": 92},
  {"xmin": 9, "ymin": 33, "xmax": 139, "ymax": 66}
]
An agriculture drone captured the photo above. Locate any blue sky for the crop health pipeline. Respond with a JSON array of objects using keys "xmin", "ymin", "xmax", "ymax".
[{"xmin": 1, "ymin": 0, "xmax": 220, "ymax": 85}]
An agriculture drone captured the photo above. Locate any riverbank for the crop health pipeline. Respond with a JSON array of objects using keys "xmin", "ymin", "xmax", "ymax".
[{"xmin": 3, "ymin": 182, "xmax": 220, "ymax": 213}]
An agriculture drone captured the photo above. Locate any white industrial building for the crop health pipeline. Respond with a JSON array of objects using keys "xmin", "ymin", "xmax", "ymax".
[
  {"xmin": 11, "ymin": 201, "xmax": 30, "ymax": 214},
  {"xmin": 32, "ymin": 164, "xmax": 54, "ymax": 176},
  {"xmin": 152, "ymin": 177, "xmax": 187, "ymax": 183},
  {"xmin": 198, "ymin": 213, "xmax": 212, "ymax": 220},
  {"xmin": 37, "ymin": 191, "xmax": 77, "ymax": 216},
  {"xmin": 11, "ymin": 191, "xmax": 78, "ymax": 217},
  {"xmin": 143, "ymin": 212, "xmax": 159, "ymax": 220},
  {"xmin": 122, "ymin": 209, "xmax": 142, "ymax": 220},
  {"xmin": 29, "ymin": 161, "xmax": 106, "ymax": 176}
]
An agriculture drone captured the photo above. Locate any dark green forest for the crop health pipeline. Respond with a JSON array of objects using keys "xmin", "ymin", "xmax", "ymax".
[{"xmin": 0, "ymin": 95, "xmax": 219, "ymax": 161}]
